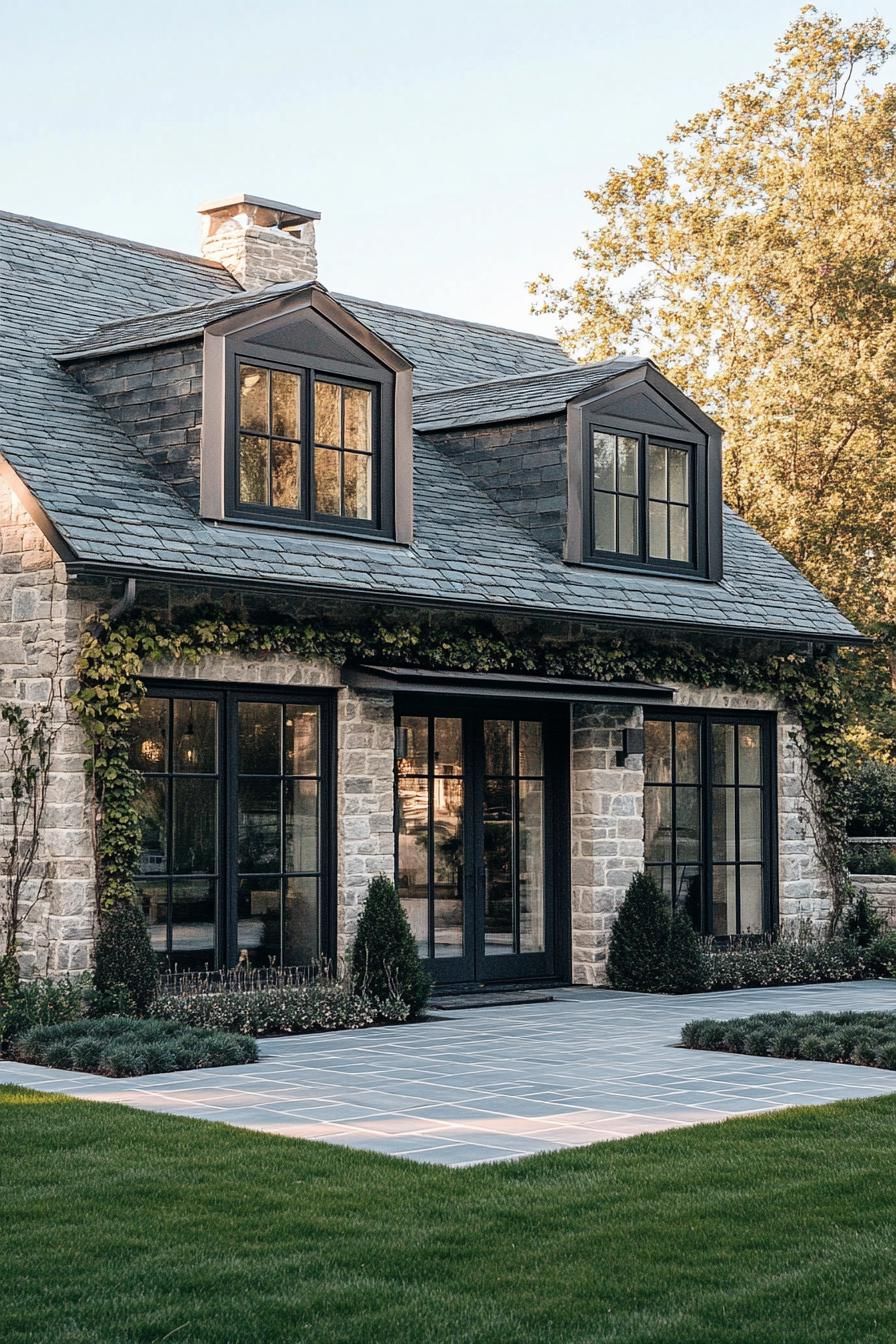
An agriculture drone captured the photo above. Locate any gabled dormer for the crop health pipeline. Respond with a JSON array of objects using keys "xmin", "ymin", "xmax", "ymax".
[
  {"xmin": 565, "ymin": 363, "xmax": 723, "ymax": 580},
  {"xmin": 415, "ymin": 358, "xmax": 723, "ymax": 582},
  {"xmin": 199, "ymin": 284, "xmax": 413, "ymax": 542},
  {"xmin": 55, "ymin": 197, "xmax": 415, "ymax": 546}
]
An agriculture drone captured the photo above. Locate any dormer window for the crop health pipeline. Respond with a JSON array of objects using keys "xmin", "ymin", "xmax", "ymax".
[
  {"xmin": 590, "ymin": 430, "xmax": 693, "ymax": 568},
  {"xmin": 201, "ymin": 285, "xmax": 413, "ymax": 543},
  {"xmin": 236, "ymin": 363, "xmax": 377, "ymax": 523},
  {"xmin": 313, "ymin": 380, "xmax": 374, "ymax": 520},
  {"xmin": 565, "ymin": 365, "xmax": 722, "ymax": 581},
  {"xmin": 238, "ymin": 364, "xmax": 303, "ymax": 511}
]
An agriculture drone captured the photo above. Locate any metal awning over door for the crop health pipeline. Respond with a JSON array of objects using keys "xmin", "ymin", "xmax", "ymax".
[{"xmin": 341, "ymin": 664, "xmax": 675, "ymax": 704}]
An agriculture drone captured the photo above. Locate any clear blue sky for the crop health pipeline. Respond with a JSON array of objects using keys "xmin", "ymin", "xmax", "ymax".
[{"xmin": 3, "ymin": 1, "xmax": 890, "ymax": 332}]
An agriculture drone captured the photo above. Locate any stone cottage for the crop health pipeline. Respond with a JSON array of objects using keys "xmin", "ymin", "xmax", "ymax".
[{"xmin": 0, "ymin": 194, "xmax": 864, "ymax": 988}]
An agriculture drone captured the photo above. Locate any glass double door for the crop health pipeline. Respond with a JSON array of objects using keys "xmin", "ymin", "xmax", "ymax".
[{"xmin": 395, "ymin": 706, "xmax": 563, "ymax": 985}]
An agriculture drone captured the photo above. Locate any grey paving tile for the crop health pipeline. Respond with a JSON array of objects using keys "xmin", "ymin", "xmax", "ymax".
[{"xmin": 5, "ymin": 980, "xmax": 896, "ymax": 1166}]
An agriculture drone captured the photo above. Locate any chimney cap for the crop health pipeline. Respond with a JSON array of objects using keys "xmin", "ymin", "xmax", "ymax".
[{"xmin": 198, "ymin": 194, "xmax": 321, "ymax": 228}]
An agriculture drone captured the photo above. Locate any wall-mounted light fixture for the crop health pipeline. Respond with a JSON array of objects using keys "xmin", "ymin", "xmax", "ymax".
[{"xmin": 615, "ymin": 727, "xmax": 644, "ymax": 767}]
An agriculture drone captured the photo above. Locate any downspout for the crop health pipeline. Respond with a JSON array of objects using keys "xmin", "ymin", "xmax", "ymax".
[
  {"xmin": 107, "ymin": 577, "xmax": 137, "ymax": 623},
  {"xmin": 86, "ymin": 577, "xmax": 137, "ymax": 637}
]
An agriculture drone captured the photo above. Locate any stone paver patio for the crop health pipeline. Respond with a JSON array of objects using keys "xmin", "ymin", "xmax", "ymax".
[{"xmin": 3, "ymin": 980, "xmax": 896, "ymax": 1167}]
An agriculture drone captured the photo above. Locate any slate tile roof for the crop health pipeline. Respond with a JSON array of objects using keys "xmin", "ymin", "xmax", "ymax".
[
  {"xmin": 412, "ymin": 359, "xmax": 648, "ymax": 430},
  {"xmin": 55, "ymin": 279, "xmax": 572, "ymax": 394},
  {"xmin": 0, "ymin": 208, "xmax": 863, "ymax": 643}
]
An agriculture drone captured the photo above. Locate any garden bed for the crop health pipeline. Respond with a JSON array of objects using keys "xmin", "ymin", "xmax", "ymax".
[
  {"xmin": 151, "ymin": 978, "xmax": 410, "ymax": 1036},
  {"xmin": 681, "ymin": 1010, "xmax": 896, "ymax": 1070},
  {"xmin": 11, "ymin": 1017, "xmax": 258, "ymax": 1077}
]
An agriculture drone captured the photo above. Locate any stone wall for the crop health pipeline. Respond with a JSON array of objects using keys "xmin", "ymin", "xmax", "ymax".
[
  {"xmin": 850, "ymin": 875, "xmax": 896, "ymax": 928},
  {"xmin": 570, "ymin": 703, "xmax": 645, "ymax": 985},
  {"xmin": 568, "ymin": 684, "xmax": 831, "ymax": 985},
  {"xmin": 0, "ymin": 485, "xmax": 96, "ymax": 978},
  {"xmin": 424, "ymin": 413, "xmax": 567, "ymax": 555},
  {"xmin": 0, "ymin": 537, "xmax": 833, "ymax": 981},
  {"xmin": 72, "ymin": 343, "xmax": 203, "ymax": 509}
]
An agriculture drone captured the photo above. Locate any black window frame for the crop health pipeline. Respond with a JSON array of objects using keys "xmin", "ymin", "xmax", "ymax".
[
  {"xmin": 132, "ymin": 681, "xmax": 338, "ymax": 971},
  {"xmin": 582, "ymin": 407, "xmax": 711, "ymax": 577},
  {"xmin": 226, "ymin": 347, "xmax": 395, "ymax": 540},
  {"xmin": 643, "ymin": 709, "xmax": 778, "ymax": 939}
]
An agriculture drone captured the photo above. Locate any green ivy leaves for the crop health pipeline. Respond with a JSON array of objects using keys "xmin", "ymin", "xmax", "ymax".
[{"xmin": 71, "ymin": 609, "xmax": 850, "ymax": 921}]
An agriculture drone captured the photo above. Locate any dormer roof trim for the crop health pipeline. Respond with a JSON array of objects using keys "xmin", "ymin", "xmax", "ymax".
[
  {"xmin": 199, "ymin": 286, "xmax": 414, "ymax": 544},
  {"xmin": 56, "ymin": 281, "xmax": 413, "ymax": 374}
]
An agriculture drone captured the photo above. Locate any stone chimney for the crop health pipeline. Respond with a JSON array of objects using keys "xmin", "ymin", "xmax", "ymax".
[{"xmin": 198, "ymin": 194, "xmax": 320, "ymax": 290}]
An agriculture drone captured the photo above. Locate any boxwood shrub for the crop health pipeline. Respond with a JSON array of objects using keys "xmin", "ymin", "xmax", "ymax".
[
  {"xmin": 12, "ymin": 1016, "xmax": 257, "ymax": 1076},
  {"xmin": 681, "ymin": 1009, "xmax": 896, "ymax": 1070}
]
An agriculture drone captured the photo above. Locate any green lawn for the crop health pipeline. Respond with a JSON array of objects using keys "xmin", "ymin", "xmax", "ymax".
[{"xmin": 2, "ymin": 1086, "xmax": 896, "ymax": 1344}]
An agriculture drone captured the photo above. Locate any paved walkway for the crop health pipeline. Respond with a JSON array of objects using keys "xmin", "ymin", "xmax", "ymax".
[{"xmin": 4, "ymin": 981, "xmax": 896, "ymax": 1167}]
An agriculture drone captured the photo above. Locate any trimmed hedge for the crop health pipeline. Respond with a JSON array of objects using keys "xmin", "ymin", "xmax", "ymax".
[
  {"xmin": 12, "ymin": 1016, "xmax": 257, "ymax": 1077},
  {"xmin": 681, "ymin": 1009, "xmax": 896, "ymax": 1070},
  {"xmin": 844, "ymin": 758, "xmax": 896, "ymax": 837},
  {"xmin": 93, "ymin": 899, "xmax": 157, "ymax": 1015},
  {"xmin": 701, "ymin": 932, "xmax": 896, "ymax": 991},
  {"xmin": 152, "ymin": 978, "xmax": 410, "ymax": 1036}
]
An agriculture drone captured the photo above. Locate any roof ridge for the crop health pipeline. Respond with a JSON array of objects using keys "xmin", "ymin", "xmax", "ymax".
[
  {"xmin": 412, "ymin": 357, "xmax": 643, "ymax": 400},
  {"xmin": 0, "ymin": 208, "xmax": 233, "ymax": 274},
  {"xmin": 334, "ymin": 291, "xmax": 566, "ymax": 346},
  {"xmin": 82, "ymin": 279, "xmax": 315, "ymax": 339}
]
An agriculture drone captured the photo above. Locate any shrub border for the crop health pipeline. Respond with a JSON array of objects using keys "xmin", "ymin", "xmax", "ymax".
[{"xmin": 681, "ymin": 1010, "xmax": 896, "ymax": 1070}]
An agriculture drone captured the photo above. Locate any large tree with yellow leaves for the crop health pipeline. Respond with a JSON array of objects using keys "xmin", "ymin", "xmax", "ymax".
[{"xmin": 532, "ymin": 9, "xmax": 896, "ymax": 641}]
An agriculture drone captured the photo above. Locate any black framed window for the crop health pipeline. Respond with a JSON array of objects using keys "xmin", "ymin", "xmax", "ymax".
[
  {"xmin": 647, "ymin": 440, "xmax": 690, "ymax": 562},
  {"xmin": 592, "ymin": 432, "xmax": 640, "ymax": 556},
  {"xmin": 587, "ymin": 425, "xmax": 700, "ymax": 573},
  {"xmin": 235, "ymin": 700, "xmax": 323, "ymax": 968},
  {"xmin": 313, "ymin": 380, "xmax": 374, "ymax": 520},
  {"xmin": 130, "ymin": 694, "xmax": 221, "ymax": 969},
  {"xmin": 130, "ymin": 687, "xmax": 334, "ymax": 971},
  {"xmin": 482, "ymin": 719, "xmax": 547, "ymax": 958},
  {"xmin": 238, "ymin": 364, "xmax": 303, "ymax": 511},
  {"xmin": 395, "ymin": 714, "xmax": 465, "ymax": 960},
  {"xmin": 643, "ymin": 712, "xmax": 776, "ymax": 937},
  {"xmin": 233, "ymin": 358, "xmax": 382, "ymax": 531}
]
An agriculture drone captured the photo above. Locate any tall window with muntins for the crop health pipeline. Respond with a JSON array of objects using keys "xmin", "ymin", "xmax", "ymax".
[
  {"xmin": 314, "ymin": 381, "xmax": 373, "ymax": 520},
  {"xmin": 644, "ymin": 714, "xmax": 773, "ymax": 936},
  {"xmin": 236, "ymin": 701, "xmax": 322, "ymax": 968},
  {"xmin": 482, "ymin": 719, "xmax": 546, "ymax": 957},
  {"xmin": 238, "ymin": 364, "xmax": 302, "ymax": 511},
  {"xmin": 710, "ymin": 722, "xmax": 766, "ymax": 937},
  {"xmin": 130, "ymin": 695, "xmax": 220, "ymax": 970},
  {"xmin": 592, "ymin": 432, "xmax": 640, "ymax": 556},
  {"xmin": 129, "ymin": 691, "xmax": 328, "ymax": 970},
  {"xmin": 236, "ymin": 360, "xmax": 376, "ymax": 525},
  {"xmin": 395, "ymin": 715, "xmax": 464, "ymax": 960},
  {"xmin": 648, "ymin": 441, "xmax": 690, "ymax": 562},
  {"xmin": 589, "ymin": 427, "xmax": 694, "ymax": 569}
]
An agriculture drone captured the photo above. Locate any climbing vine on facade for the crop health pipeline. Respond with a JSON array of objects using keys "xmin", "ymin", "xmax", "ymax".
[{"xmin": 70, "ymin": 608, "xmax": 852, "ymax": 927}]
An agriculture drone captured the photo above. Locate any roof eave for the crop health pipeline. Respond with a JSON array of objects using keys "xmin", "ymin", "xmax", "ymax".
[{"xmin": 64, "ymin": 557, "xmax": 870, "ymax": 647}]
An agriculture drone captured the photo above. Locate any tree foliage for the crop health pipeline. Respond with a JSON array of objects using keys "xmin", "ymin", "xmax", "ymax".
[{"xmin": 532, "ymin": 9, "xmax": 896, "ymax": 633}]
